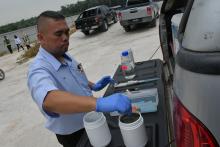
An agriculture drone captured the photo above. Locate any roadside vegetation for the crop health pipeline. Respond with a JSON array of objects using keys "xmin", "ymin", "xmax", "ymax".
[
  {"xmin": 0, "ymin": 17, "xmax": 37, "ymax": 34},
  {"xmin": 0, "ymin": 51, "xmax": 8, "ymax": 57},
  {"xmin": 60, "ymin": 0, "xmax": 125, "ymax": 17},
  {"xmin": 69, "ymin": 24, "xmax": 77, "ymax": 36},
  {"xmin": 16, "ymin": 41, "xmax": 39, "ymax": 64}
]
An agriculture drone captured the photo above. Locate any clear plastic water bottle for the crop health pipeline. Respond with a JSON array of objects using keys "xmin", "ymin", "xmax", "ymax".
[
  {"xmin": 128, "ymin": 48, "xmax": 135, "ymax": 68},
  {"xmin": 121, "ymin": 51, "xmax": 135, "ymax": 80}
]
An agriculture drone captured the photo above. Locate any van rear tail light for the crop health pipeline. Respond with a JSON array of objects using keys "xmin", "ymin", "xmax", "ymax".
[
  {"xmin": 173, "ymin": 96, "xmax": 219, "ymax": 147},
  {"xmin": 146, "ymin": 7, "xmax": 152, "ymax": 16},
  {"xmin": 118, "ymin": 12, "xmax": 122, "ymax": 21}
]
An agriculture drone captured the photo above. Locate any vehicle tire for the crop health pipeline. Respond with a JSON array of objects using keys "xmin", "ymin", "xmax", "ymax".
[
  {"xmin": 150, "ymin": 18, "xmax": 156, "ymax": 27},
  {"xmin": 100, "ymin": 21, "xmax": 108, "ymax": 32},
  {"xmin": 124, "ymin": 26, "xmax": 131, "ymax": 32},
  {"xmin": 113, "ymin": 16, "xmax": 118, "ymax": 23},
  {"xmin": 156, "ymin": 12, "xmax": 159, "ymax": 19},
  {"xmin": 0, "ymin": 69, "xmax": 5, "ymax": 80},
  {"xmin": 82, "ymin": 30, "xmax": 90, "ymax": 36}
]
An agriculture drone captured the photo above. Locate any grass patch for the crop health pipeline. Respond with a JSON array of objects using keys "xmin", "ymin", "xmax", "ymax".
[
  {"xmin": 69, "ymin": 24, "xmax": 76, "ymax": 35},
  {"xmin": 0, "ymin": 51, "xmax": 8, "ymax": 57},
  {"xmin": 16, "ymin": 42, "xmax": 39, "ymax": 64},
  {"xmin": 21, "ymin": 42, "xmax": 40, "ymax": 59}
]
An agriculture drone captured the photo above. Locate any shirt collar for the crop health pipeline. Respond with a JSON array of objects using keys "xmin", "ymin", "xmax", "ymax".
[{"xmin": 39, "ymin": 47, "xmax": 72, "ymax": 71}]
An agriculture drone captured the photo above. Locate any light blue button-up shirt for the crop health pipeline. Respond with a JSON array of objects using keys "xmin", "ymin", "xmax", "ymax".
[{"xmin": 27, "ymin": 47, "xmax": 92, "ymax": 135}]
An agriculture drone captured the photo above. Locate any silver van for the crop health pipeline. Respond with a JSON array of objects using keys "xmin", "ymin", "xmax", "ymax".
[{"xmin": 159, "ymin": 0, "xmax": 220, "ymax": 146}]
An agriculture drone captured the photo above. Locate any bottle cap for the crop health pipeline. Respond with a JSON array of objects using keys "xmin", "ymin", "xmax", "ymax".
[{"xmin": 122, "ymin": 51, "xmax": 128, "ymax": 56}]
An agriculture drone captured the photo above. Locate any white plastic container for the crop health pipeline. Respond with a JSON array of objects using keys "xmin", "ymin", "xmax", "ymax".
[
  {"xmin": 119, "ymin": 112, "xmax": 148, "ymax": 147},
  {"xmin": 83, "ymin": 111, "xmax": 111, "ymax": 147}
]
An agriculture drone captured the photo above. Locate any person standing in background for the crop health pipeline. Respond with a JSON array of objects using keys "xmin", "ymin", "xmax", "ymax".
[
  {"xmin": 22, "ymin": 33, "xmax": 31, "ymax": 49},
  {"xmin": 3, "ymin": 36, "xmax": 13, "ymax": 54},
  {"xmin": 14, "ymin": 35, "xmax": 24, "ymax": 52}
]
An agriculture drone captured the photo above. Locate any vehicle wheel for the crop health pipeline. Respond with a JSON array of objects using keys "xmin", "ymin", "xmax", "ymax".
[
  {"xmin": 82, "ymin": 30, "xmax": 90, "ymax": 36},
  {"xmin": 124, "ymin": 26, "xmax": 131, "ymax": 32},
  {"xmin": 0, "ymin": 69, "xmax": 5, "ymax": 80},
  {"xmin": 156, "ymin": 12, "xmax": 159, "ymax": 19},
  {"xmin": 113, "ymin": 16, "xmax": 118, "ymax": 23},
  {"xmin": 150, "ymin": 19, "xmax": 156, "ymax": 27},
  {"xmin": 100, "ymin": 21, "xmax": 108, "ymax": 32}
]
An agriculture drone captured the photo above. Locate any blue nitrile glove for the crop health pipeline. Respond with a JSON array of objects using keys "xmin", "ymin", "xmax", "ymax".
[
  {"xmin": 91, "ymin": 76, "xmax": 115, "ymax": 91},
  {"xmin": 96, "ymin": 93, "xmax": 132, "ymax": 114}
]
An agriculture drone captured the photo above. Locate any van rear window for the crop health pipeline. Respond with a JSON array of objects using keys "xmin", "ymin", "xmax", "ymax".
[{"xmin": 127, "ymin": 0, "xmax": 150, "ymax": 6}]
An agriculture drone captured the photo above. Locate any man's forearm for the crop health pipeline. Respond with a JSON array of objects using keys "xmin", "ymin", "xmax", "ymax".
[{"xmin": 43, "ymin": 90, "xmax": 97, "ymax": 114}]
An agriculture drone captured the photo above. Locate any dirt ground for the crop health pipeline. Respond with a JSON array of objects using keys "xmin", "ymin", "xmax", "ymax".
[{"xmin": 0, "ymin": 21, "xmax": 162, "ymax": 147}]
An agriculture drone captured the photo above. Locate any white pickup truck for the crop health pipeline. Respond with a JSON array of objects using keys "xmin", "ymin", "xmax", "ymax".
[{"xmin": 118, "ymin": 0, "xmax": 159, "ymax": 32}]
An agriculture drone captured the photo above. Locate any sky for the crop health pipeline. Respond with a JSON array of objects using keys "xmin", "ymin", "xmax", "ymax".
[{"xmin": 0, "ymin": 0, "xmax": 80, "ymax": 26}]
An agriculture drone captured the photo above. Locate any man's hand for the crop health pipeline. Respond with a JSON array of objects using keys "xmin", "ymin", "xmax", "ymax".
[
  {"xmin": 96, "ymin": 93, "xmax": 132, "ymax": 114},
  {"xmin": 91, "ymin": 76, "xmax": 114, "ymax": 91}
]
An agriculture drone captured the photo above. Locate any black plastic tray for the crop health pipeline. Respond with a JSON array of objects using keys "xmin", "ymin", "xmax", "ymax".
[
  {"xmin": 76, "ymin": 124, "xmax": 156, "ymax": 147},
  {"xmin": 77, "ymin": 59, "xmax": 169, "ymax": 147},
  {"xmin": 104, "ymin": 59, "xmax": 169, "ymax": 147}
]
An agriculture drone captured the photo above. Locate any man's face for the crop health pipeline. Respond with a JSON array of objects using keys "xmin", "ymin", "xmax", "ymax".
[{"xmin": 38, "ymin": 18, "xmax": 70, "ymax": 57}]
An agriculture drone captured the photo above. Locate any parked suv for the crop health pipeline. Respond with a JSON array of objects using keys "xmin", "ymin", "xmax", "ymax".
[
  {"xmin": 75, "ymin": 5, "xmax": 118, "ymax": 35},
  {"xmin": 159, "ymin": 0, "xmax": 220, "ymax": 146}
]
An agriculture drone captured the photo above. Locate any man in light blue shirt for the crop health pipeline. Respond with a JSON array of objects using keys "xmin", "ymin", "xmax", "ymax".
[{"xmin": 27, "ymin": 11, "xmax": 132, "ymax": 147}]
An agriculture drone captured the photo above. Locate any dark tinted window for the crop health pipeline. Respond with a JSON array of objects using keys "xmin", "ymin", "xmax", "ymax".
[
  {"xmin": 82, "ymin": 9, "xmax": 97, "ymax": 18},
  {"xmin": 101, "ymin": 7, "xmax": 107, "ymax": 15},
  {"xmin": 78, "ymin": 13, "xmax": 83, "ymax": 19},
  {"xmin": 127, "ymin": 0, "xmax": 150, "ymax": 6},
  {"xmin": 98, "ymin": 8, "xmax": 101, "ymax": 14},
  {"xmin": 105, "ymin": 6, "xmax": 110, "ymax": 11}
]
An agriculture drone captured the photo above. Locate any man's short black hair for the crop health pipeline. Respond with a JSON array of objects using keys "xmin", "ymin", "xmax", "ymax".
[{"xmin": 37, "ymin": 11, "xmax": 65, "ymax": 32}]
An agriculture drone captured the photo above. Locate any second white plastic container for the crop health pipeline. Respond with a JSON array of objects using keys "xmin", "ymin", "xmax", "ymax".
[
  {"xmin": 83, "ymin": 111, "xmax": 111, "ymax": 147},
  {"xmin": 119, "ymin": 112, "xmax": 148, "ymax": 147}
]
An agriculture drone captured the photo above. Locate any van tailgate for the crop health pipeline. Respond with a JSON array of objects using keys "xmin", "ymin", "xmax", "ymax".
[{"xmin": 121, "ymin": 5, "xmax": 152, "ymax": 21}]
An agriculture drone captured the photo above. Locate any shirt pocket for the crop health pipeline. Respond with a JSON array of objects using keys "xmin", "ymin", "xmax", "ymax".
[{"xmin": 72, "ymin": 65, "xmax": 89, "ymax": 88}]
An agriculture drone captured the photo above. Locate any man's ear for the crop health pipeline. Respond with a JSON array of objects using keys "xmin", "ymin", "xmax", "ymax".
[
  {"xmin": 37, "ymin": 32, "xmax": 44, "ymax": 44},
  {"xmin": 37, "ymin": 32, "xmax": 46, "ymax": 45}
]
